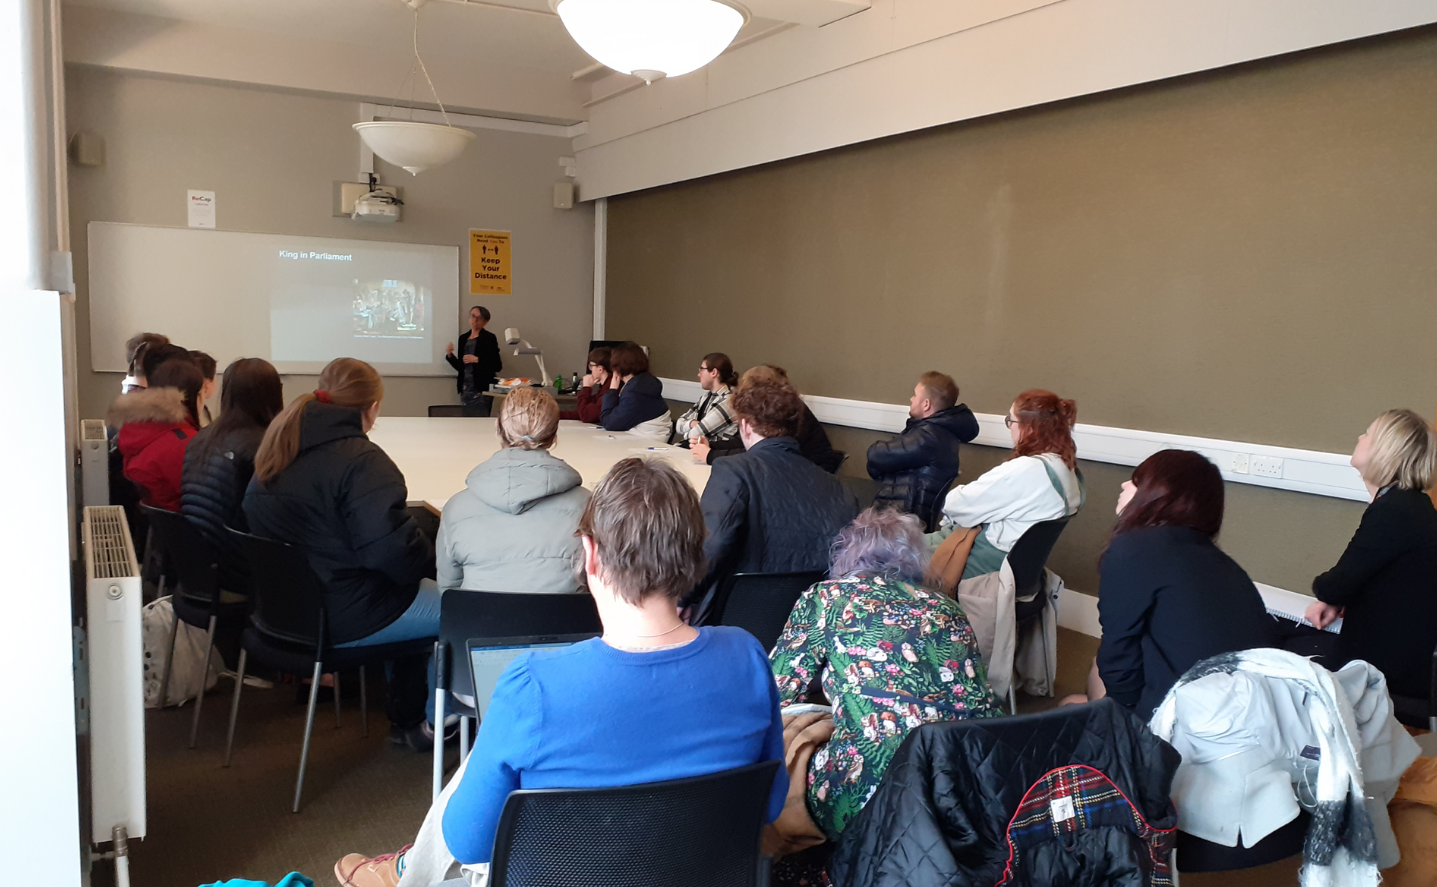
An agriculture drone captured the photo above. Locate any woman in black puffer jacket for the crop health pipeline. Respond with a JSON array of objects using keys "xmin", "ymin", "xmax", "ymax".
[
  {"xmin": 244, "ymin": 358, "xmax": 437, "ymax": 748},
  {"xmin": 181, "ymin": 358, "xmax": 283, "ymax": 594}
]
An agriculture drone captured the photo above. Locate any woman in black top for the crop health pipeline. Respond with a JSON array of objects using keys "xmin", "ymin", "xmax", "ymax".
[
  {"xmin": 1305, "ymin": 409, "xmax": 1437, "ymax": 700},
  {"xmin": 180, "ymin": 358, "xmax": 283, "ymax": 594},
  {"xmin": 1085, "ymin": 449, "xmax": 1273, "ymax": 717}
]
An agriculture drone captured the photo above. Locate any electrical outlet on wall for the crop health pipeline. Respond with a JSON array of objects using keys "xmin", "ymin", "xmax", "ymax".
[
  {"xmin": 1251, "ymin": 455, "xmax": 1284, "ymax": 479},
  {"xmin": 1229, "ymin": 453, "xmax": 1250, "ymax": 474}
]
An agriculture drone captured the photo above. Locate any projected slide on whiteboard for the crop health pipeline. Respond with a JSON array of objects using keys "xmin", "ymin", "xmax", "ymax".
[{"xmin": 87, "ymin": 223, "xmax": 460, "ymax": 376}]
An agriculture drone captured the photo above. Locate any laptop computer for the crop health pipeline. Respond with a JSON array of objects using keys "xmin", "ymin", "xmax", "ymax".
[{"xmin": 464, "ymin": 633, "xmax": 598, "ymax": 719}]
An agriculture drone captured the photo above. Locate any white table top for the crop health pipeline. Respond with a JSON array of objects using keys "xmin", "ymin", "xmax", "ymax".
[{"xmin": 367, "ymin": 417, "xmax": 710, "ymax": 513}]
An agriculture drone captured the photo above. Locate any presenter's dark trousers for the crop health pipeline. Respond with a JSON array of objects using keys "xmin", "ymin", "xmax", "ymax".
[{"xmin": 462, "ymin": 389, "xmax": 493, "ymax": 417}]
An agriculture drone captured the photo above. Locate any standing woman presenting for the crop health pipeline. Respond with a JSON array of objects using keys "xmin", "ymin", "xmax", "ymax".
[
  {"xmin": 445, "ymin": 305, "xmax": 502, "ymax": 417},
  {"xmin": 1305, "ymin": 409, "xmax": 1437, "ymax": 702}
]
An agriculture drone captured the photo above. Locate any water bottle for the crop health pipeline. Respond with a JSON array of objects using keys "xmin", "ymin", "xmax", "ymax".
[{"xmin": 570, "ymin": 371, "xmax": 579, "ymax": 392}]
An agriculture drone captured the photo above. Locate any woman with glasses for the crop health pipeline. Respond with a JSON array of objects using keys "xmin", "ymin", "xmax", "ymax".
[
  {"xmin": 675, "ymin": 352, "xmax": 739, "ymax": 457},
  {"xmin": 933, "ymin": 389, "xmax": 1083, "ymax": 581},
  {"xmin": 559, "ymin": 346, "xmax": 610, "ymax": 424}
]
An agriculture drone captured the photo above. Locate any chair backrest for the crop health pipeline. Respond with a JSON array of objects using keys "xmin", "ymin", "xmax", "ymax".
[
  {"xmin": 440, "ymin": 591, "xmax": 602, "ymax": 700},
  {"xmin": 1389, "ymin": 639, "xmax": 1437, "ymax": 730},
  {"xmin": 716, "ymin": 571, "xmax": 826, "ymax": 652},
  {"xmin": 140, "ymin": 503, "xmax": 221, "ymax": 602},
  {"xmin": 1007, "ymin": 517, "xmax": 1071, "ymax": 603},
  {"xmin": 229, "ymin": 529, "xmax": 328, "ymax": 648},
  {"xmin": 428, "ymin": 404, "xmax": 467, "ymax": 417},
  {"xmin": 489, "ymin": 760, "xmax": 782, "ymax": 887}
]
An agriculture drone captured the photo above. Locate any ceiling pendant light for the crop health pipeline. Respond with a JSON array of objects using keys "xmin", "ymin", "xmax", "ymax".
[
  {"xmin": 353, "ymin": 1, "xmax": 475, "ymax": 175},
  {"xmin": 553, "ymin": 0, "xmax": 748, "ymax": 84}
]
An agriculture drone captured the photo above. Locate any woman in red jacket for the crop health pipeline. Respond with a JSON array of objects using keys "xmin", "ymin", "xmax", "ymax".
[
  {"xmin": 108, "ymin": 357, "xmax": 204, "ymax": 511},
  {"xmin": 559, "ymin": 346, "xmax": 610, "ymax": 424}
]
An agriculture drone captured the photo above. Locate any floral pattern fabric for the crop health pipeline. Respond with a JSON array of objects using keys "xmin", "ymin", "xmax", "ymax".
[{"xmin": 770, "ymin": 574, "xmax": 1002, "ymax": 839}]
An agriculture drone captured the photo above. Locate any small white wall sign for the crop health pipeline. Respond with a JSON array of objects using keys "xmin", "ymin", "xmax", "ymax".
[{"xmin": 186, "ymin": 190, "xmax": 215, "ymax": 228}]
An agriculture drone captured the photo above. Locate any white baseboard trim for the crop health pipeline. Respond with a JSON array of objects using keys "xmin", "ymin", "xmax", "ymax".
[
  {"xmin": 659, "ymin": 377, "xmax": 1368, "ymax": 502},
  {"xmin": 1057, "ymin": 588, "xmax": 1102, "ymax": 639}
]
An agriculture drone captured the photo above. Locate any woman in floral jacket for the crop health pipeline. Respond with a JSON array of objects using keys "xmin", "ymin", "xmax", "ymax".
[{"xmin": 771, "ymin": 507, "xmax": 1002, "ymax": 841}]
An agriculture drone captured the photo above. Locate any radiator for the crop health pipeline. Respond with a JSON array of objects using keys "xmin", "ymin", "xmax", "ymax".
[
  {"xmin": 80, "ymin": 419, "xmax": 109, "ymax": 510},
  {"xmin": 82, "ymin": 505, "xmax": 146, "ymax": 845}
]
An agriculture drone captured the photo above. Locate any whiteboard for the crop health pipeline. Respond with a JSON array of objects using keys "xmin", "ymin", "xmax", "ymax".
[{"xmin": 88, "ymin": 223, "xmax": 460, "ymax": 376}]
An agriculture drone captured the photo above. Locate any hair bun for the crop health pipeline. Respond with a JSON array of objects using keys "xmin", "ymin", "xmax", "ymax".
[{"xmin": 1058, "ymin": 398, "xmax": 1077, "ymax": 426}]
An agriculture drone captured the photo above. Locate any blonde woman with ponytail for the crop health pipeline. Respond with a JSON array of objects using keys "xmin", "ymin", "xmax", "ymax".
[{"xmin": 244, "ymin": 357, "xmax": 441, "ymax": 751}]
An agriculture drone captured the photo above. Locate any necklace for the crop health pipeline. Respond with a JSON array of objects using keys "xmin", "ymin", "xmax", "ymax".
[{"xmin": 628, "ymin": 621, "xmax": 686, "ymax": 639}]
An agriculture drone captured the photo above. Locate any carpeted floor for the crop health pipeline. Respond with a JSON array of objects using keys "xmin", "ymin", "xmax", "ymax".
[
  {"xmin": 94, "ymin": 673, "xmax": 440, "ymax": 887},
  {"xmin": 100, "ymin": 629, "xmax": 1302, "ymax": 887}
]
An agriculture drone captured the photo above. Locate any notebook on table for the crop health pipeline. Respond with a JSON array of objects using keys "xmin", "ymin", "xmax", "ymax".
[{"xmin": 465, "ymin": 633, "xmax": 598, "ymax": 719}]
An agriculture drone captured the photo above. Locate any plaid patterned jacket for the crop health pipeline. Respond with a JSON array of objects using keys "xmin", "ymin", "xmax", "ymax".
[
  {"xmin": 998, "ymin": 764, "xmax": 1176, "ymax": 886},
  {"xmin": 675, "ymin": 386, "xmax": 737, "ymax": 441}
]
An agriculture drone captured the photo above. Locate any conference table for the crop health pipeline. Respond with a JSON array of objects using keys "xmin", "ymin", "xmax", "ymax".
[{"xmin": 368, "ymin": 417, "xmax": 710, "ymax": 513}]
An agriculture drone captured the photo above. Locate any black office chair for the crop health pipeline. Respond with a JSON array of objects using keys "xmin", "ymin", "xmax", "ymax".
[
  {"xmin": 1390, "ymin": 642, "xmax": 1437, "ymax": 732},
  {"xmin": 1002, "ymin": 516, "xmax": 1071, "ymax": 712},
  {"xmin": 432, "ymin": 590, "xmax": 602, "ymax": 798},
  {"xmin": 488, "ymin": 760, "xmax": 782, "ymax": 887},
  {"xmin": 428, "ymin": 404, "xmax": 467, "ymax": 417},
  {"xmin": 140, "ymin": 504, "xmax": 249, "ymax": 749},
  {"xmin": 715, "ymin": 571, "xmax": 826, "ymax": 652},
  {"xmin": 1173, "ymin": 812, "xmax": 1308, "ymax": 873},
  {"xmin": 224, "ymin": 530, "xmax": 436, "ymax": 812}
]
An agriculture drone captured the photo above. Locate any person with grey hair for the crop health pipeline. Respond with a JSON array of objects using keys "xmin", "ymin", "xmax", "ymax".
[{"xmin": 769, "ymin": 507, "xmax": 1001, "ymax": 842}]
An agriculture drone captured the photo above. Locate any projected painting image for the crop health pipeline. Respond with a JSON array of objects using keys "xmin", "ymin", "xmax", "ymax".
[{"xmin": 353, "ymin": 279, "xmax": 429, "ymax": 338}]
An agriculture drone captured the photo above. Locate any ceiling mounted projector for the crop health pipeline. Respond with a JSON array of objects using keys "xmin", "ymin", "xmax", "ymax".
[
  {"xmin": 552, "ymin": 0, "xmax": 748, "ymax": 84},
  {"xmin": 352, "ymin": 188, "xmax": 403, "ymax": 223},
  {"xmin": 353, "ymin": 1, "xmax": 475, "ymax": 175}
]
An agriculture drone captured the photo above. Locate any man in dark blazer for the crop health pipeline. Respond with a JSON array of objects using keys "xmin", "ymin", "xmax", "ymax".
[{"xmin": 445, "ymin": 305, "xmax": 502, "ymax": 416}]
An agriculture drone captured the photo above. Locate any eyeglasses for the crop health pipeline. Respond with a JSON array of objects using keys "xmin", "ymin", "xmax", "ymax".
[
  {"xmin": 699, "ymin": 366, "xmax": 712, "ymax": 373},
  {"xmin": 1004, "ymin": 416, "xmax": 1017, "ymax": 428}
]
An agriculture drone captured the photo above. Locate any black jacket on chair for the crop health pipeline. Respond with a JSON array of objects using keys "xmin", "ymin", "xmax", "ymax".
[
  {"xmin": 1313, "ymin": 486, "xmax": 1437, "ymax": 699},
  {"xmin": 242, "ymin": 402, "xmax": 433, "ymax": 645},
  {"xmin": 180, "ymin": 423, "xmax": 265, "ymax": 593},
  {"xmin": 684, "ymin": 436, "xmax": 858, "ymax": 625},
  {"xmin": 445, "ymin": 327, "xmax": 503, "ymax": 395},
  {"xmin": 867, "ymin": 404, "xmax": 979, "ymax": 531},
  {"xmin": 1095, "ymin": 526, "xmax": 1275, "ymax": 718},
  {"xmin": 829, "ymin": 698, "xmax": 1181, "ymax": 887}
]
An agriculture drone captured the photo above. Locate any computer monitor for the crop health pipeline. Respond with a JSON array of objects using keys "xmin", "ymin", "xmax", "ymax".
[
  {"xmin": 588, "ymin": 339, "xmax": 626, "ymax": 354},
  {"xmin": 465, "ymin": 633, "xmax": 598, "ymax": 718}
]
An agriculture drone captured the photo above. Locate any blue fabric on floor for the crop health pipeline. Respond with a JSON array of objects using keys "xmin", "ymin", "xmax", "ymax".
[{"xmin": 197, "ymin": 873, "xmax": 312, "ymax": 887}]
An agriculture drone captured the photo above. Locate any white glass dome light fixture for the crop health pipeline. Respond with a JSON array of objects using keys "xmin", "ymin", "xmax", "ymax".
[
  {"xmin": 552, "ymin": 0, "xmax": 749, "ymax": 84},
  {"xmin": 353, "ymin": 0, "xmax": 475, "ymax": 176}
]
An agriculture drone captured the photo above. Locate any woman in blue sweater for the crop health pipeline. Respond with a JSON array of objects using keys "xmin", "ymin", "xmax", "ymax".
[
  {"xmin": 599, "ymin": 341, "xmax": 671, "ymax": 438},
  {"xmin": 335, "ymin": 458, "xmax": 786, "ymax": 887}
]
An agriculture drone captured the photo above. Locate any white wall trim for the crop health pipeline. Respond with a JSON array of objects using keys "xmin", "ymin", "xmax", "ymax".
[
  {"xmin": 592, "ymin": 196, "xmax": 606, "ymax": 340},
  {"xmin": 1057, "ymin": 582, "xmax": 1323, "ymax": 640},
  {"xmin": 658, "ymin": 377, "xmax": 1369, "ymax": 502},
  {"xmin": 1057, "ymin": 587, "xmax": 1102, "ymax": 638}
]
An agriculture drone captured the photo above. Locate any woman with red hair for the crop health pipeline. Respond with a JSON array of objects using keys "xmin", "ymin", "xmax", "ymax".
[
  {"xmin": 936, "ymin": 389, "xmax": 1084, "ymax": 581},
  {"xmin": 1081, "ymin": 449, "xmax": 1273, "ymax": 716}
]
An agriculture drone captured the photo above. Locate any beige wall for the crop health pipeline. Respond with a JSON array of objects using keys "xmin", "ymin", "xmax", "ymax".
[
  {"xmin": 67, "ymin": 66, "xmax": 594, "ymax": 421},
  {"xmin": 617, "ymin": 32, "xmax": 1437, "ymax": 594}
]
